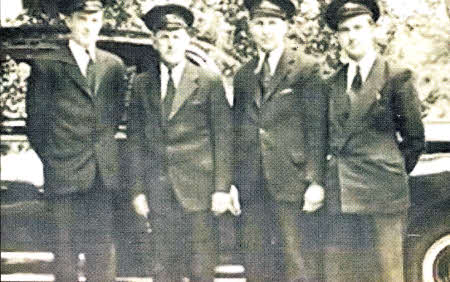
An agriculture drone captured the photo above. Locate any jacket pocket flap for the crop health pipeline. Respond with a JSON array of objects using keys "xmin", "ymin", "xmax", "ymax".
[{"xmin": 290, "ymin": 151, "xmax": 305, "ymax": 164}]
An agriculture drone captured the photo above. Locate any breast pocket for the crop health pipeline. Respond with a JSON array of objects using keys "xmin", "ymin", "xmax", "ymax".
[
  {"xmin": 290, "ymin": 151, "xmax": 305, "ymax": 165},
  {"xmin": 187, "ymin": 94, "xmax": 208, "ymax": 107},
  {"xmin": 183, "ymin": 94, "xmax": 209, "ymax": 119},
  {"xmin": 369, "ymin": 91, "xmax": 394, "ymax": 131}
]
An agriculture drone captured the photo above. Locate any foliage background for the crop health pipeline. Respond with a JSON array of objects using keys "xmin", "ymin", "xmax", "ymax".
[{"xmin": 1, "ymin": 0, "xmax": 449, "ymax": 121}]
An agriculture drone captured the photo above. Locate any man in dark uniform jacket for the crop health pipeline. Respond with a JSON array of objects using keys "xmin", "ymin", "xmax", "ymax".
[
  {"xmin": 233, "ymin": 0, "xmax": 328, "ymax": 281},
  {"xmin": 127, "ymin": 3, "xmax": 233, "ymax": 281},
  {"xmin": 25, "ymin": 0, "xmax": 132, "ymax": 280},
  {"xmin": 323, "ymin": 0, "xmax": 425, "ymax": 281}
]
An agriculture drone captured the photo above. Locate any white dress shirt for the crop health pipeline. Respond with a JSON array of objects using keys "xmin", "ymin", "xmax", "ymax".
[
  {"xmin": 346, "ymin": 50, "xmax": 377, "ymax": 92},
  {"xmin": 160, "ymin": 60, "xmax": 186, "ymax": 101},
  {"xmin": 68, "ymin": 40, "xmax": 96, "ymax": 77},
  {"xmin": 254, "ymin": 44, "xmax": 285, "ymax": 76}
]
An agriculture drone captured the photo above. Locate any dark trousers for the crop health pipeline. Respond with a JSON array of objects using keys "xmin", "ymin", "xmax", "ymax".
[
  {"xmin": 151, "ymin": 193, "xmax": 217, "ymax": 282},
  {"xmin": 48, "ymin": 178, "xmax": 115, "ymax": 282},
  {"xmin": 238, "ymin": 189, "xmax": 323, "ymax": 282},
  {"xmin": 324, "ymin": 213, "xmax": 406, "ymax": 282}
]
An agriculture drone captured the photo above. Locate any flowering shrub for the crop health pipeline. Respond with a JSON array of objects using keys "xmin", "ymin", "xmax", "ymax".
[
  {"xmin": 1, "ymin": 56, "xmax": 30, "ymax": 119},
  {"xmin": 3, "ymin": 9, "xmax": 61, "ymax": 26},
  {"xmin": 381, "ymin": 13, "xmax": 450, "ymax": 121},
  {"xmin": 1, "ymin": 0, "xmax": 449, "ymax": 123},
  {"xmin": 102, "ymin": 0, "xmax": 145, "ymax": 30}
]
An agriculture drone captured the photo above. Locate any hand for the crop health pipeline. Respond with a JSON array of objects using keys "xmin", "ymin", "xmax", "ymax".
[
  {"xmin": 302, "ymin": 183, "xmax": 325, "ymax": 213},
  {"xmin": 132, "ymin": 193, "xmax": 149, "ymax": 217},
  {"xmin": 229, "ymin": 185, "xmax": 241, "ymax": 216},
  {"xmin": 211, "ymin": 192, "xmax": 231, "ymax": 215}
]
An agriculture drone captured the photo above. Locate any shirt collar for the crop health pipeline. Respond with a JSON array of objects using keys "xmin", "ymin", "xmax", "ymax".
[
  {"xmin": 347, "ymin": 50, "xmax": 377, "ymax": 88},
  {"xmin": 160, "ymin": 60, "xmax": 186, "ymax": 87},
  {"xmin": 254, "ymin": 44, "xmax": 285, "ymax": 75},
  {"xmin": 69, "ymin": 40, "xmax": 96, "ymax": 62},
  {"xmin": 68, "ymin": 40, "xmax": 96, "ymax": 77},
  {"xmin": 160, "ymin": 60, "xmax": 186, "ymax": 100}
]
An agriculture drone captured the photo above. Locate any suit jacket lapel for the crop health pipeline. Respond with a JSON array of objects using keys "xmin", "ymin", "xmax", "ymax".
[
  {"xmin": 263, "ymin": 50, "xmax": 292, "ymax": 103},
  {"xmin": 346, "ymin": 57, "xmax": 386, "ymax": 133},
  {"xmin": 241, "ymin": 58, "xmax": 263, "ymax": 109},
  {"xmin": 137, "ymin": 69, "xmax": 163, "ymax": 130},
  {"xmin": 90, "ymin": 48, "xmax": 105, "ymax": 97},
  {"xmin": 58, "ymin": 45, "xmax": 94, "ymax": 99},
  {"xmin": 246, "ymin": 58, "xmax": 262, "ymax": 110},
  {"xmin": 168, "ymin": 62, "xmax": 199, "ymax": 120},
  {"xmin": 144, "ymin": 68, "xmax": 162, "ymax": 112},
  {"xmin": 237, "ymin": 60, "xmax": 263, "ymax": 124},
  {"xmin": 329, "ymin": 65, "xmax": 351, "ymax": 129}
]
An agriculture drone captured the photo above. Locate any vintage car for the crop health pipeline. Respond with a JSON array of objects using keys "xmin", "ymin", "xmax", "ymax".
[
  {"xmin": 1, "ymin": 25, "xmax": 449, "ymax": 282},
  {"xmin": 0, "ymin": 24, "xmax": 243, "ymax": 281},
  {"xmin": 405, "ymin": 121, "xmax": 450, "ymax": 282}
]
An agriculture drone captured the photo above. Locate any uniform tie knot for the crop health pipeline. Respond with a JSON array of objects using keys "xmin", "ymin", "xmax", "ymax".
[
  {"xmin": 351, "ymin": 65, "xmax": 362, "ymax": 92},
  {"xmin": 164, "ymin": 66, "xmax": 176, "ymax": 120}
]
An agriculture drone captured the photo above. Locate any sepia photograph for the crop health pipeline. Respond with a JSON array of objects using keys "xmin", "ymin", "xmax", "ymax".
[{"xmin": 1, "ymin": 0, "xmax": 449, "ymax": 281}]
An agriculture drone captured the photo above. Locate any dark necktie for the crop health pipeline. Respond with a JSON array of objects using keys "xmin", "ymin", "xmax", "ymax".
[
  {"xmin": 86, "ymin": 50, "xmax": 96, "ymax": 94},
  {"xmin": 163, "ymin": 68, "xmax": 176, "ymax": 120},
  {"xmin": 351, "ymin": 65, "xmax": 362, "ymax": 92},
  {"xmin": 260, "ymin": 54, "xmax": 271, "ymax": 102}
]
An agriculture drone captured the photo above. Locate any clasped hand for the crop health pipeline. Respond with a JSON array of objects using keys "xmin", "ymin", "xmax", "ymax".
[
  {"xmin": 211, "ymin": 185, "xmax": 241, "ymax": 216},
  {"xmin": 302, "ymin": 183, "xmax": 325, "ymax": 213}
]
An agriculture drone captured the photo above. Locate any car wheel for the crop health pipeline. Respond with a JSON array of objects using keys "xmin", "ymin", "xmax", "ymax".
[{"xmin": 407, "ymin": 220, "xmax": 450, "ymax": 282}]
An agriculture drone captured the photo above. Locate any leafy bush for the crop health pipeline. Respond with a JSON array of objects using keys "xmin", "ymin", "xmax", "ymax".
[
  {"xmin": 1, "ymin": 56, "xmax": 30, "ymax": 119},
  {"xmin": 1, "ymin": 0, "xmax": 448, "ymax": 120}
]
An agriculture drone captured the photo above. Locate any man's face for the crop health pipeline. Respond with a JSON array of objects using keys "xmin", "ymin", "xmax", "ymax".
[
  {"xmin": 65, "ymin": 11, "xmax": 103, "ymax": 49},
  {"xmin": 153, "ymin": 28, "xmax": 191, "ymax": 66},
  {"xmin": 249, "ymin": 16, "xmax": 287, "ymax": 52},
  {"xmin": 337, "ymin": 14, "xmax": 375, "ymax": 61}
]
